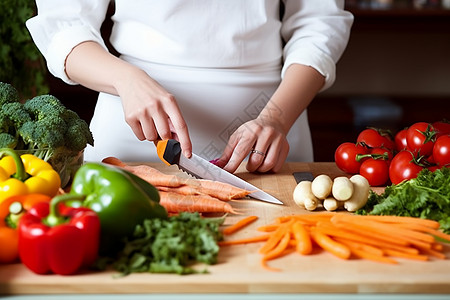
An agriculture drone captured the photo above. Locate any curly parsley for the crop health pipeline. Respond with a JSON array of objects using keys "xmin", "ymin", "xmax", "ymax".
[{"xmin": 113, "ymin": 212, "xmax": 224, "ymax": 275}]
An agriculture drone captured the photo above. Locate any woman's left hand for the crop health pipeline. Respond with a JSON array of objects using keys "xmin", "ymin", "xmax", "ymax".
[{"xmin": 217, "ymin": 117, "xmax": 289, "ymax": 174}]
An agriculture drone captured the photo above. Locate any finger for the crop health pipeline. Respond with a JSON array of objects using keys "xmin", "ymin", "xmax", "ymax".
[
  {"xmin": 127, "ymin": 118, "xmax": 146, "ymax": 141},
  {"xmin": 223, "ymin": 140, "xmax": 254, "ymax": 173},
  {"xmin": 152, "ymin": 113, "xmax": 172, "ymax": 141},
  {"xmin": 166, "ymin": 109, "xmax": 192, "ymax": 158},
  {"xmin": 246, "ymin": 144, "xmax": 268, "ymax": 173}
]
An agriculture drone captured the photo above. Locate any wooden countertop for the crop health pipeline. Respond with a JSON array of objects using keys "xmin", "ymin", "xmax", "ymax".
[{"xmin": 0, "ymin": 162, "xmax": 449, "ymax": 295}]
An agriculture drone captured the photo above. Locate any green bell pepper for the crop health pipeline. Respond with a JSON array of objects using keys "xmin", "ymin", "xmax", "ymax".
[{"xmin": 69, "ymin": 162, "xmax": 167, "ymax": 255}]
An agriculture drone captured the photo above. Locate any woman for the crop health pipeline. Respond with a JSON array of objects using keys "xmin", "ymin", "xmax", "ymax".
[{"xmin": 26, "ymin": 1, "xmax": 353, "ymax": 173}]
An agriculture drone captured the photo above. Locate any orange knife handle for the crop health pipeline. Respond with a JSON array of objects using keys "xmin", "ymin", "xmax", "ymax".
[{"xmin": 156, "ymin": 139, "xmax": 181, "ymax": 166}]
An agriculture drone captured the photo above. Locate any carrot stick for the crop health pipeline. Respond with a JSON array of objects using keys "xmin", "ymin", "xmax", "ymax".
[
  {"xmin": 159, "ymin": 191, "xmax": 237, "ymax": 214},
  {"xmin": 350, "ymin": 247, "xmax": 398, "ymax": 264},
  {"xmin": 257, "ymin": 224, "xmax": 280, "ymax": 232},
  {"xmin": 334, "ymin": 237, "xmax": 384, "ymax": 257},
  {"xmin": 310, "ymin": 229, "xmax": 351, "ymax": 260},
  {"xmin": 261, "ymin": 232, "xmax": 293, "ymax": 272},
  {"xmin": 381, "ymin": 249, "xmax": 429, "ymax": 261},
  {"xmin": 396, "ymin": 223, "xmax": 450, "ymax": 243},
  {"xmin": 218, "ymin": 234, "xmax": 270, "ymax": 246},
  {"xmin": 291, "ymin": 221, "xmax": 312, "ymax": 255},
  {"xmin": 259, "ymin": 221, "xmax": 292, "ymax": 255},
  {"xmin": 358, "ymin": 215, "xmax": 441, "ymax": 229},
  {"xmin": 223, "ymin": 216, "xmax": 258, "ymax": 235}
]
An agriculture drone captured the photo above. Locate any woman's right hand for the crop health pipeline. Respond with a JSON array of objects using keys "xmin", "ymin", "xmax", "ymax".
[
  {"xmin": 116, "ymin": 67, "xmax": 192, "ymax": 157},
  {"xmin": 65, "ymin": 41, "xmax": 192, "ymax": 157}
]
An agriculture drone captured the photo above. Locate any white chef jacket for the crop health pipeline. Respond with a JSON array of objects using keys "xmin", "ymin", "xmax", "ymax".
[{"xmin": 27, "ymin": 0, "xmax": 353, "ymax": 163}]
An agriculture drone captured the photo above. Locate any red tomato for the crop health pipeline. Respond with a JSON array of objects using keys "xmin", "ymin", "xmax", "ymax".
[
  {"xmin": 389, "ymin": 150, "xmax": 424, "ymax": 185},
  {"xmin": 359, "ymin": 158, "xmax": 389, "ymax": 186},
  {"xmin": 334, "ymin": 142, "xmax": 369, "ymax": 174},
  {"xmin": 357, "ymin": 128, "xmax": 395, "ymax": 150},
  {"xmin": 433, "ymin": 135, "xmax": 450, "ymax": 167},
  {"xmin": 370, "ymin": 147, "xmax": 393, "ymax": 165},
  {"xmin": 394, "ymin": 128, "xmax": 408, "ymax": 152},
  {"xmin": 406, "ymin": 122, "xmax": 436, "ymax": 156},
  {"xmin": 432, "ymin": 120, "xmax": 450, "ymax": 138}
]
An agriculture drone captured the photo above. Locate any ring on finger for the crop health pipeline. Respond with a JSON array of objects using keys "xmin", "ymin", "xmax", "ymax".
[{"xmin": 251, "ymin": 149, "xmax": 266, "ymax": 157}]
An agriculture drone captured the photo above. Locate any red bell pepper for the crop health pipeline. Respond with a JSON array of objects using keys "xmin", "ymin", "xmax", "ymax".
[
  {"xmin": 0, "ymin": 194, "xmax": 52, "ymax": 263},
  {"xmin": 18, "ymin": 194, "xmax": 100, "ymax": 275}
]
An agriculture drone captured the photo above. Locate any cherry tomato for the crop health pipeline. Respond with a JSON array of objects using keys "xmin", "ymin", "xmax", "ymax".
[
  {"xmin": 433, "ymin": 135, "xmax": 450, "ymax": 167},
  {"xmin": 357, "ymin": 128, "xmax": 395, "ymax": 150},
  {"xmin": 406, "ymin": 122, "xmax": 436, "ymax": 156},
  {"xmin": 432, "ymin": 120, "xmax": 450, "ymax": 138},
  {"xmin": 334, "ymin": 142, "xmax": 369, "ymax": 174},
  {"xmin": 389, "ymin": 150, "xmax": 424, "ymax": 185},
  {"xmin": 370, "ymin": 147, "xmax": 393, "ymax": 165},
  {"xmin": 359, "ymin": 158, "xmax": 389, "ymax": 186},
  {"xmin": 394, "ymin": 128, "xmax": 408, "ymax": 152}
]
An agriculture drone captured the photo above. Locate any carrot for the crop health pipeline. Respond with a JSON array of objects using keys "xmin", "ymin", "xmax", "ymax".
[
  {"xmin": 261, "ymin": 232, "xmax": 293, "ymax": 271},
  {"xmin": 159, "ymin": 191, "xmax": 237, "ymax": 214},
  {"xmin": 259, "ymin": 221, "xmax": 293, "ymax": 255},
  {"xmin": 350, "ymin": 247, "xmax": 398, "ymax": 264},
  {"xmin": 357, "ymin": 215, "xmax": 441, "ymax": 229},
  {"xmin": 196, "ymin": 179, "xmax": 253, "ymax": 200},
  {"xmin": 310, "ymin": 229, "xmax": 351, "ymax": 260},
  {"xmin": 218, "ymin": 234, "xmax": 270, "ymax": 246},
  {"xmin": 381, "ymin": 249, "xmax": 429, "ymax": 261},
  {"xmin": 334, "ymin": 237, "xmax": 384, "ymax": 257},
  {"xmin": 223, "ymin": 216, "xmax": 258, "ymax": 235},
  {"xmin": 291, "ymin": 221, "xmax": 312, "ymax": 255},
  {"xmin": 102, "ymin": 157, "xmax": 187, "ymax": 187}
]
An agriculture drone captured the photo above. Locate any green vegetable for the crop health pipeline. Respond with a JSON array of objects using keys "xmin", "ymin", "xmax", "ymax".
[
  {"xmin": 69, "ymin": 162, "xmax": 168, "ymax": 256},
  {"xmin": 114, "ymin": 212, "xmax": 224, "ymax": 275},
  {"xmin": 356, "ymin": 167, "xmax": 450, "ymax": 233},
  {"xmin": 0, "ymin": 2, "xmax": 49, "ymax": 98},
  {"xmin": 0, "ymin": 82, "xmax": 94, "ymax": 186}
]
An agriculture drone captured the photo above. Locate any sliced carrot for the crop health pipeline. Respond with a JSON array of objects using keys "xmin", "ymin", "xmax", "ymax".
[
  {"xmin": 310, "ymin": 229, "xmax": 351, "ymax": 260},
  {"xmin": 223, "ymin": 216, "xmax": 258, "ymax": 235},
  {"xmin": 259, "ymin": 221, "xmax": 293, "ymax": 255},
  {"xmin": 218, "ymin": 234, "xmax": 270, "ymax": 246},
  {"xmin": 350, "ymin": 247, "xmax": 398, "ymax": 264},
  {"xmin": 381, "ymin": 248, "xmax": 429, "ymax": 261},
  {"xmin": 261, "ymin": 232, "xmax": 293, "ymax": 272},
  {"xmin": 358, "ymin": 215, "xmax": 441, "ymax": 229},
  {"xmin": 291, "ymin": 221, "xmax": 312, "ymax": 255},
  {"xmin": 334, "ymin": 237, "xmax": 384, "ymax": 257},
  {"xmin": 196, "ymin": 179, "xmax": 252, "ymax": 200}
]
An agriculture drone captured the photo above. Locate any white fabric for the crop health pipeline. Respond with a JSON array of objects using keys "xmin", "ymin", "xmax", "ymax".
[{"xmin": 26, "ymin": 0, "xmax": 353, "ymax": 162}]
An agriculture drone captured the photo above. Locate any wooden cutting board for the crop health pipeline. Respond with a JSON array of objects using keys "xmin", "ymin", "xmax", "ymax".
[{"xmin": 0, "ymin": 162, "xmax": 449, "ymax": 295}]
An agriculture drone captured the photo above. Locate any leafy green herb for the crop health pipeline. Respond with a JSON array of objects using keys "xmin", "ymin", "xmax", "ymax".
[
  {"xmin": 113, "ymin": 212, "xmax": 225, "ymax": 275},
  {"xmin": 356, "ymin": 167, "xmax": 450, "ymax": 233}
]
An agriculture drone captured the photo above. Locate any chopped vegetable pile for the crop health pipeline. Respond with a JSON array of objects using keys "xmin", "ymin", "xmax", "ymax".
[
  {"xmin": 113, "ymin": 212, "xmax": 224, "ymax": 275},
  {"xmin": 356, "ymin": 167, "xmax": 450, "ymax": 233}
]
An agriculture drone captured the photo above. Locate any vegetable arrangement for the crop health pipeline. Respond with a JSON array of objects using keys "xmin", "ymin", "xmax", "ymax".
[
  {"xmin": 357, "ymin": 166, "xmax": 450, "ymax": 233},
  {"xmin": 292, "ymin": 174, "xmax": 370, "ymax": 212},
  {"xmin": 0, "ymin": 82, "xmax": 94, "ymax": 186},
  {"xmin": 220, "ymin": 213, "xmax": 450, "ymax": 271},
  {"xmin": 334, "ymin": 121, "xmax": 450, "ymax": 186},
  {"xmin": 102, "ymin": 157, "xmax": 250, "ymax": 214}
]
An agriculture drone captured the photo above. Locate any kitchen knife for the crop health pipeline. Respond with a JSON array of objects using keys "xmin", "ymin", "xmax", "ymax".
[{"xmin": 156, "ymin": 139, "xmax": 283, "ymax": 205}]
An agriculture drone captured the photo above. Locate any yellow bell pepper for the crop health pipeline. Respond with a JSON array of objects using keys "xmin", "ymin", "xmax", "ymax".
[{"xmin": 0, "ymin": 148, "xmax": 61, "ymax": 204}]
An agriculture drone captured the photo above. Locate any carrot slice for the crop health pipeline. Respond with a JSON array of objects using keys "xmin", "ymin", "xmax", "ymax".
[
  {"xmin": 310, "ymin": 229, "xmax": 351, "ymax": 260},
  {"xmin": 218, "ymin": 234, "xmax": 270, "ymax": 246},
  {"xmin": 291, "ymin": 221, "xmax": 312, "ymax": 255},
  {"xmin": 223, "ymin": 216, "xmax": 258, "ymax": 235}
]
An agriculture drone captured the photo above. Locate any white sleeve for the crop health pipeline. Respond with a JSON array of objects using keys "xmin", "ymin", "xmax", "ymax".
[
  {"xmin": 26, "ymin": 0, "xmax": 111, "ymax": 84},
  {"xmin": 281, "ymin": 0, "xmax": 353, "ymax": 91}
]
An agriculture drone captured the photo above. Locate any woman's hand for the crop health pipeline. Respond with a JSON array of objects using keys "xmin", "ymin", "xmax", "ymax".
[
  {"xmin": 116, "ymin": 67, "xmax": 192, "ymax": 157},
  {"xmin": 65, "ymin": 41, "xmax": 192, "ymax": 157},
  {"xmin": 217, "ymin": 117, "xmax": 289, "ymax": 174}
]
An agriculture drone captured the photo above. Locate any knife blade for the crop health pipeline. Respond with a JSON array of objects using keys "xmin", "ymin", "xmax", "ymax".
[{"xmin": 156, "ymin": 139, "xmax": 283, "ymax": 205}]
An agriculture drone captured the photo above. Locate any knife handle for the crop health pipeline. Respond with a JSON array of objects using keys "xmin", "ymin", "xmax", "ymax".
[{"xmin": 156, "ymin": 139, "xmax": 181, "ymax": 166}]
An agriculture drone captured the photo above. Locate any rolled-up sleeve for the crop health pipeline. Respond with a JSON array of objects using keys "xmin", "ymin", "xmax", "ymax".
[
  {"xmin": 26, "ymin": 0, "xmax": 111, "ymax": 84},
  {"xmin": 281, "ymin": 0, "xmax": 353, "ymax": 91}
]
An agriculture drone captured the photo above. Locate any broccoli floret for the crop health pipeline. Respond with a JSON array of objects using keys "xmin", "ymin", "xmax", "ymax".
[
  {"xmin": 0, "ymin": 82, "xmax": 20, "ymax": 106},
  {"xmin": 2, "ymin": 102, "xmax": 32, "ymax": 128},
  {"xmin": 63, "ymin": 109, "xmax": 94, "ymax": 151},
  {"xmin": 0, "ymin": 133, "xmax": 18, "ymax": 148},
  {"xmin": 23, "ymin": 94, "xmax": 66, "ymax": 120}
]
